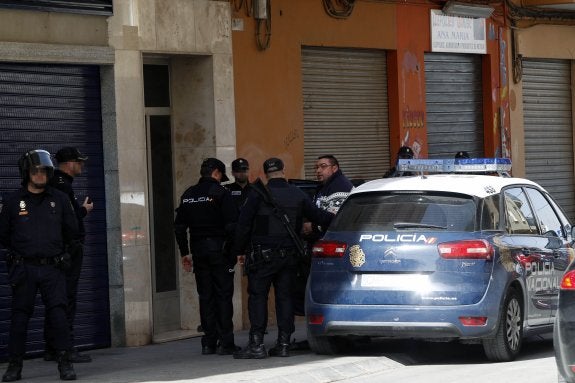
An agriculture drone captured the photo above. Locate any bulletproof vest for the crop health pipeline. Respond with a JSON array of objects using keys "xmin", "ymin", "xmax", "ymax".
[{"xmin": 252, "ymin": 186, "xmax": 301, "ymax": 241}]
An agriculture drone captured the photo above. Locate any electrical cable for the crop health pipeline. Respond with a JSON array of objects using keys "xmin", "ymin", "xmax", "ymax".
[
  {"xmin": 255, "ymin": 0, "xmax": 271, "ymax": 50},
  {"xmin": 231, "ymin": 0, "xmax": 252, "ymax": 17}
]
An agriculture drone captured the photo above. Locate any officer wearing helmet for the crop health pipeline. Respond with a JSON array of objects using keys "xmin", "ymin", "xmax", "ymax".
[
  {"xmin": 0, "ymin": 150, "xmax": 79, "ymax": 381},
  {"xmin": 174, "ymin": 158, "xmax": 239, "ymax": 355},
  {"xmin": 383, "ymin": 146, "xmax": 414, "ymax": 178},
  {"xmin": 455, "ymin": 151, "xmax": 470, "ymax": 159}
]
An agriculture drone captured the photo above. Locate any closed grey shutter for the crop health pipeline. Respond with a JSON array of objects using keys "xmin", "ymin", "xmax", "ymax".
[
  {"xmin": 425, "ymin": 53, "xmax": 484, "ymax": 158},
  {"xmin": 0, "ymin": 63, "xmax": 111, "ymax": 360},
  {"xmin": 0, "ymin": 0, "xmax": 113, "ymax": 15},
  {"xmin": 302, "ymin": 46, "xmax": 389, "ymax": 182},
  {"xmin": 523, "ymin": 59, "xmax": 574, "ymax": 221}
]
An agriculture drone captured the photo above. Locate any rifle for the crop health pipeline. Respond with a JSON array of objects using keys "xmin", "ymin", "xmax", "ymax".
[{"xmin": 251, "ymin": 178, "xmax": 308, "ymax": 259}]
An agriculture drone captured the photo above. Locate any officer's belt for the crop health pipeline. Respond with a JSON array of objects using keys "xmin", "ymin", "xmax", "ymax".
[
  {"xmin": 21, "ymin": 256, "xmax": 58, "ymax": 266},
  {"xmin": 260, "ymin": 248, "xmax": 297, "ymax": 258}
]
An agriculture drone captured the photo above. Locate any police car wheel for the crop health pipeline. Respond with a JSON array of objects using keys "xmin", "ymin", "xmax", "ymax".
[
  {"xmin": 482, "ymin": 288, "xmax": 523, "ymax": 362},
  {"xmin": 307, "ymin": 327, "xmax": 342, "ymax": 355}
]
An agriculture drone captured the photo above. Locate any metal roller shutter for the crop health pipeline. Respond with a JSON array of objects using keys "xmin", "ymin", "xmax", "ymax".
[
  {"xmin": 302, "ymin": 46, "xmax": 389, "ymax": 182},
  {"xmin": 425, "ymin": 53, "xmax": 484, "ymax": 158},
  {"xmin": 523, "ymin": 59, "xmax": 574, "ymax": 221},
  {"xmin": 0, "ymin": 62, "xmax": 110, "ymax": 360},
  {"xmin": 0, "ymin": 1, "xmax": 113, "ymax": 15}
]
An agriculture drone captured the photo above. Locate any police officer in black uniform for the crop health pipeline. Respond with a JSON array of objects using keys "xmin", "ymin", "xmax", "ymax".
[
  {"xmin": 44, "ymin": 147, "xmax": 93, "ymax": 363},
  {"xmin": 383, "ymin": 146, "xmax": 414, "ymax": 178},
  {"xmin": 0, "ymin": 149, "xmax": 79, "ymax": 381},
  {"xmin": 232, "ymin": 158, "xmax": 333, "ymax": 359},
  {"xmin": 174, "ymin": 158, "xmax": 239, "ymax": 355},
  {"xmin": 455, "ymin": 151, "xmax": 470, "ymax": 159},
  {"xmin": 225, "ymin": 158, "xmax": 251, "ymax": 210}
]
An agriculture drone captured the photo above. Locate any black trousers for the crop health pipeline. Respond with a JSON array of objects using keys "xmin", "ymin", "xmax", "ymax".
[
  {"xmin": 9, "ymin": 263, "xmax": 70, "ymax": 359},
  {"xmin": 44, "ymin": 244, "xmax": 84, "ymax": 351},
  {"xmin": 247, "ymin": 251, "xmax": 297, "ymax": 337},
  {"xmin": 192, "ymin": 244, "xmax": 235, "ymax": 348}
]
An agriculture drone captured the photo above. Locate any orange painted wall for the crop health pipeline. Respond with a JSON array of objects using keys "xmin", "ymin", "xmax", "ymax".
[
  {"xmin": 231, "ymin": 0, "xmax": 395, "ymax": 180},
  {"xmin": 232, "ymin": 0, "xmax": 510, "ymax": 177}
]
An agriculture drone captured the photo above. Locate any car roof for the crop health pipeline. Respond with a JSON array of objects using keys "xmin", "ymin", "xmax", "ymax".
[{"xmin": 351, "ymin": 174, "xmax": 543, "ymax": 199}]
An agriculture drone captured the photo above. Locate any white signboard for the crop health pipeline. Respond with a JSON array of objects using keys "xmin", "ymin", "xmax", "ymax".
[{"xmin": 430, "ymin": 10, "xmax": 486, "ymax": 54}]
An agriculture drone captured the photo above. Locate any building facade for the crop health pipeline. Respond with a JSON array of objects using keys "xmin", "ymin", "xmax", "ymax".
[{"xmin": 0, "ymin": 0, "xmax": 573, "ymax": 359}]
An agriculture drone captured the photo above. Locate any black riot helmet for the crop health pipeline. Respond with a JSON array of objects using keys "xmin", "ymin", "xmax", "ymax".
[
  {"xmin": 397, "ymin": 146, "xmax": 414, "ymax": 159},
  {"xmin": 18, "ymin": 149, "xmax": 55, "ymax": 181},
  {"xmin": 455, "ymin": 151, "xmax": 470, "ymax": 159}
]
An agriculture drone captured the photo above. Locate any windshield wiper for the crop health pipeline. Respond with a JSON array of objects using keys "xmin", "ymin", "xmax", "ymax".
[{"xmin": 394, "ymin": 222, "xmax": 447, "ymax": 230}]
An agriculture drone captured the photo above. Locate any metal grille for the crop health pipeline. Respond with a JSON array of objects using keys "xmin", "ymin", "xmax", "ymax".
[
  {"xmin": 425, "ymin": 53, "xmax": 484, "ymax": 158},
  {"xmin": 0, "ymin": 62, "xmax": 111, "ymax": 360},
  {"xmin": 0, "ymin": 0, "xmax": 112, "ymax": 15},
  {"xmin": 301, "ymin": 46, "xmax": 389, "ymax": 182},
  {"xmin": 523, "ymin": 59, "xmax": 574, "ymax": 221}
]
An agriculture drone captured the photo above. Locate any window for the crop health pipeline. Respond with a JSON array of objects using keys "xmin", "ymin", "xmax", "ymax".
[
  {"xmin": 331, "ymin": 192, "xmax": 476, "ymax": 232},
  {"xmin": 481, "ymin": 194, "xmax": 500, "ymax": 231},
  {"xmin": 525, "ymin": 187, "xmax": 565, "ymax": 238},
  {"xmin": 504, "ymin": 188, "xmax": 538, "ymax": 234}
]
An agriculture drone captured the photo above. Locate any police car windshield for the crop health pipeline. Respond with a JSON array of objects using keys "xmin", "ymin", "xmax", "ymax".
[{"xmin": 330, "ymin": 192, "xmax": 477, "ymax": 232}]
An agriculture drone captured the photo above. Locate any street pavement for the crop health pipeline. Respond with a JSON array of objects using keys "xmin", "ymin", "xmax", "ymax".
[{"xmin": 3, "ymin": 323, "xmax": 402, "ymax": 383}]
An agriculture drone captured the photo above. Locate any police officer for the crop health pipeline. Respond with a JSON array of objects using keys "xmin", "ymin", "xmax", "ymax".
[
  {"xmin": 232, "ymin": 158, "xmax": 333, "ymax": 359},
  {"xmin": 44, "ymin": 147, "xmax": 93, "ymax": 363},
  {"xmin": 225, "ymin": 158, "xmax": 251, "ymax": 210},
  {"xmin": 0, "ymin": 150, "xmax": 79, "ymax": 381},
  {"xmin": 455, "ymin": 151, "xmax": 470, "ymax": 159},
  {"xmin": 174, "ymin": 158, "xmax": 239, "ymax": 355},
  {"xmin": 383, "ymin": 146, "xmax": 414, "ymax": 178}
]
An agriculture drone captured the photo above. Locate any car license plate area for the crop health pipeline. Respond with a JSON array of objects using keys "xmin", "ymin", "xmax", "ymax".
[{"xmin": 360, "ymin": 274, "xmax": 430, "ymax": 290}]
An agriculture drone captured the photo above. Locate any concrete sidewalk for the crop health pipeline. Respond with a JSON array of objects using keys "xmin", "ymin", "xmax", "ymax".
[{"xmin": 4, "ymin": 324, "xmax": 403, "ymax": 383}]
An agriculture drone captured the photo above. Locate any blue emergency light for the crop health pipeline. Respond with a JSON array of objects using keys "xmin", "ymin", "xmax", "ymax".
[{"xmin": 397, "ymin": 158, "xmax": 512, "ymax": 175}]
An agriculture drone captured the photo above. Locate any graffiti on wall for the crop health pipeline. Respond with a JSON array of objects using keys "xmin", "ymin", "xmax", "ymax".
[
  {"xmin": 283, "ymin": 128, "xmax": 300, "ymax": 149},
  {"xmin": 401, "ymin": 109, "xmax": 425, "ymax": 158},
  {"xmin": 498, "ymin": 27, "xmax": 511, "ymax": 159}
]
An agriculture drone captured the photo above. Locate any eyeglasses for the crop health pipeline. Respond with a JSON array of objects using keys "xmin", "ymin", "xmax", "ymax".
[{"xmin": 315, "ymin": 163, "xmax": 334, "ymax": 170}]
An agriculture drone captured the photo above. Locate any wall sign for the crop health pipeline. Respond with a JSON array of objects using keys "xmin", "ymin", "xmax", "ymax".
[{"xmin": 430, "ymin": 10, "xmax": 486, "ymax": 54}]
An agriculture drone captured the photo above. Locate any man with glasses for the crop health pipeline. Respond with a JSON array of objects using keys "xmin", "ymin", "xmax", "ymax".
[{"xmin": 296, "ymin": 155, "xmax": 353, "ymax": 348}]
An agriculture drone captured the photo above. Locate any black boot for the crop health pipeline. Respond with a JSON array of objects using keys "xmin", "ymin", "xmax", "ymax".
[
  {"xmin": 68, "ymin": 348, "xmax": 92, "ymax": 363},
  {"xmin": 57, "ymin": 352, "xmax": 77, "ymax": 381},
  {"xmin": 268, "ymin": 332, "xmax": 291, "ymax": 357},
  {"xmin": 233, "ymin": 333, "xmax": 267, "ymax": 359},
  {"xmin": 2, "ymin": 359, "xmax": 22, "ymax": 382}
]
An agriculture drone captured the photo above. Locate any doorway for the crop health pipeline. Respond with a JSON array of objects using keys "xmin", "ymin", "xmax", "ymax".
[{"xmin": 144, "ymin": 64, "xmax": 181, "ymax": 336}]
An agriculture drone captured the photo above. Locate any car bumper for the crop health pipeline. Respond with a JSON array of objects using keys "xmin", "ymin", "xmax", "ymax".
[{"xmin": 306, "ymin": 299, "xmax": 501, "ymax": 340}]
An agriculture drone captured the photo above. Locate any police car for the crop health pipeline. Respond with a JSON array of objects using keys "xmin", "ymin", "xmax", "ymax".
[
  {"xmin": 554, "ymin": 260, "xmax": 575, "ymax": 382},
  {"xmin": 306, "ymin": 158, "xmax": 574, "ymax": 362}
]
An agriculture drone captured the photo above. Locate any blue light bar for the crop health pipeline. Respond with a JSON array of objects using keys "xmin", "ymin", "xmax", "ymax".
[{"xmin": 397, "ymin": 158, "xmax": 512, "ymax": 174}]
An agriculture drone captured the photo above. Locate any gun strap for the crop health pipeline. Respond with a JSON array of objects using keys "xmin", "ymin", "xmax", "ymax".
[{"xmin": 251, "ymin": 179, "xmax": 306, "ymax": 256}]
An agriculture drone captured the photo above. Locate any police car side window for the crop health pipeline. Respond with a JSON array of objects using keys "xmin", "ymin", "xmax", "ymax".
[
  {"xmin": 481, "ymin": 194, "xmax": 500, "ymax": 231},
  {"xmin": 504, "ymin": 188, "xmax": 538, "ymax": 235},
  {"xmin": 524, "ymin": 187, "xmax": 564, "ymax": 238}
]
